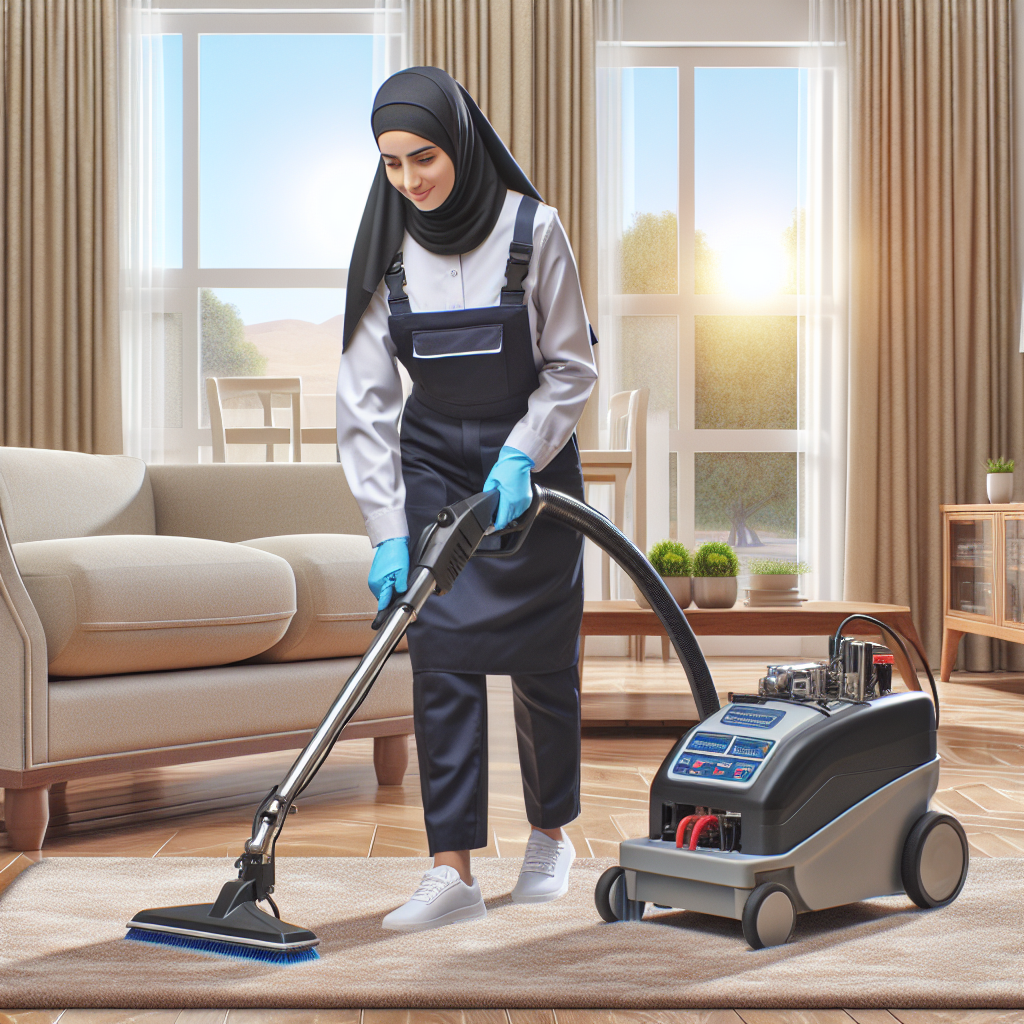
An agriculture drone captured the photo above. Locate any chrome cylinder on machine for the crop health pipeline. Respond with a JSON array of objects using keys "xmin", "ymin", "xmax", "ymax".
[
  {"xmin": 841, "ymin": 638, "xmax": 874, "ymax": 700},
  {"xmin": 759, "ymin": 641, "xmax": 894, "ymax": 703},
  {"xmin": 759, "ymin": 660, "xmax": 830, "ymax": 699}
]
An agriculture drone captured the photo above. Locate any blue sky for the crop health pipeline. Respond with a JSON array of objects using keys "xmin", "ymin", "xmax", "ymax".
[
  {"xmin": 209, "ymin": 288, "xmax": 345, "ymax": 326},
  {"xmin": 694, "ymin": 67, "xmax": 803, "ymax": 252},
  {"xmin": 199, "ymin": 34, "xmax": 378, "ymax": 272},
  {"xmin": 624, "ymin": 65, "xmax": 802, "ymax": 252},
  {"xmin": 160, "ymin": 47, "xmax": 804, "ymax": 322}
]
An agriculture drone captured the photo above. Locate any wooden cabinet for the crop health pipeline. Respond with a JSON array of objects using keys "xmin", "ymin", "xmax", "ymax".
[{"xmin": 941, "ymin": 504, "xmax": 1024, "ymax": 679}]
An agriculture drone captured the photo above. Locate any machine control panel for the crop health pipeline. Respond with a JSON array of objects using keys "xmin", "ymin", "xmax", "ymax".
[
  {"xmin": 672, "ymin": 753, "xmax": 760, "ymax": 782},
  {"xmin": 669, "ymin": 699, "xmax": 822, "ymax": 786}
]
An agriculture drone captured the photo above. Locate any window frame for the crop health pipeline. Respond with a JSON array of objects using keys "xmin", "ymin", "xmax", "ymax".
[
  {"xmin": 153, "ymin": 9, "xmax": 403, "ymax": 461},
  {"xmin": 609, "ymin": 43, "xmax": 814, "ymax": 559}
]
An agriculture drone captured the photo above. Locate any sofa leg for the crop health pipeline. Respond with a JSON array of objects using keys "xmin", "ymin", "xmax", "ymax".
[
  {"xmin": 373, "ymin": 734, "xmax": 409, "ymax": 787},
  {"xmin": 3, "ymin": 785, "xmax": 50, "ymax": 851}
]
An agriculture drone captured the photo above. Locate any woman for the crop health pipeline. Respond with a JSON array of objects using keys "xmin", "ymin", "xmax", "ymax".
[{"xmin": 337, "ymin": 66, "xmax": 597, "ymax": 932}]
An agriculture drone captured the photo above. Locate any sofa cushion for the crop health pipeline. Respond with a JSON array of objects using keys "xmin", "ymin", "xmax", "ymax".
[
  {"xmin": 13, "ymin": 535, "xmax": 296, "ymax": 678},
  {"xmin": 240, "ymin": 534, "xmax": 391, "ymax": 662},
  {"xmin": 0, "ymin": 448, "xmax": 155, "ymax": 543}
]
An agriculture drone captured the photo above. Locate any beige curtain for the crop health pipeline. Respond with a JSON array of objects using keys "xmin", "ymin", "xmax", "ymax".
[
  {"xmin": 844, "ymin": 0, "xmax": 1021, "ymax": 668},
  {"xmin": 0, "ymin": 0, "xmax": 122, "ymax": 454},
  {"xmin": 411, "ymin": 0, "xmax": 599, "ymax": 445}
]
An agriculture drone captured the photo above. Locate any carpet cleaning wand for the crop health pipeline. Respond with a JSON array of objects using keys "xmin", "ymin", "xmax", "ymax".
[{"xmin": 125, "ymin": 486, "xmax": 721, "ymax": 964}]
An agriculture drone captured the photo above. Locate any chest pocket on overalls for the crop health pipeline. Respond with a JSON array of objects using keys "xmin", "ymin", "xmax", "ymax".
[
  {"xmin": 385, "ymin": 194, "xmax": 541, "ymax": 419},
  {"xmin": 410, "ymin": 324, "xmax": 509, "ymax": 404}
]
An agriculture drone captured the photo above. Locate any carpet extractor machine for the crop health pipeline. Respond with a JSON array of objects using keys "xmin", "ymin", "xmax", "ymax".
[
  {"xmin": 594, "ymin": 623, "xmax": 969, "ymax": 950},
  {"xmin": 125, "ymin": 486, "xmax": 967, "ymax": 962}
]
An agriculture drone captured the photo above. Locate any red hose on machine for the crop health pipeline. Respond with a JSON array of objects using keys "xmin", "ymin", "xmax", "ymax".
[
  {"xmin": 674, "ymin": 815, "xmax": 700, "ymax": 848},
  {"xmin": 688, "ymin": 815, "xmax": 719, "ymax": 850}
]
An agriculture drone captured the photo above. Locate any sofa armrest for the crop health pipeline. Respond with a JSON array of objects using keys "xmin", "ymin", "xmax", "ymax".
[
  {"xmin": 0, "ymin": 509, "xmax": 49, "ymax": 771},
  {"xmin": 147, "ymin": 463, "xmax": 367, "ymax": 542}
]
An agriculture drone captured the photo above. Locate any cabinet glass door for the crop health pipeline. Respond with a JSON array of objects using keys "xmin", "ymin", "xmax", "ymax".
[
  {"xmin": 1004, "ymin": 516, "xmax": 1024, "ymax": 626},
  {"xmin": 949, "ymin": 517, "xmax": 994, "ymax": 619}
]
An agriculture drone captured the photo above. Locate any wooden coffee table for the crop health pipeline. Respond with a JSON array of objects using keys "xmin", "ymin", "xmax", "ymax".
[{"xmin": 579, "ymin": 600, "xmax": 928, "ymax": 730}]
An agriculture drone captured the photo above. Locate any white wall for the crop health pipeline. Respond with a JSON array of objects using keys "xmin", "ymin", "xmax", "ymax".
[{"xmin": 622, "ymin": 0, "xmax": 809, "ymax": 43}]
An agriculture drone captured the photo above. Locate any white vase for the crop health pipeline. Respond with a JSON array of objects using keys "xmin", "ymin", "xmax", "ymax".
[
  {"xmin": 633, "ymin": 575, "xmax": 691, "ymax": 610},
  {"xmin": 987, "ymin": 472, "xmax": 1013, "ymax": 504},
  {"xmin": 692, "ymin": 576, "xmax": 739, "ymax": 609}
]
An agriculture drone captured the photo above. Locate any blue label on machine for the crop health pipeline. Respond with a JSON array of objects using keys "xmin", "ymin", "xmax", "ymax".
[
  {"xmin": 728, "ymin": 736, "xmax": 774, "ymax": 760},
  {"xmin": 672, "ymin": 753, "xmax": 760, "ymax": 782},
  {"xmin": 686, "ymin": 732, "xmax": 733, "ymax": 754},
  {"xmin": 721, "ymin": 706, "xmax": 787, "ymax": 730}
]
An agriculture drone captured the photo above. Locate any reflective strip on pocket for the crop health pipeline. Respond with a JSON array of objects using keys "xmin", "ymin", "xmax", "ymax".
[{"xmin": 412, "ymin": 324, "xmax": 503, "ymax": 359}]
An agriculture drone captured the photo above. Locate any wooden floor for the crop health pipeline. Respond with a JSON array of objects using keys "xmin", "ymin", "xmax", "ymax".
[{"xmin": 1, "ymin": 656, "xmax": 1022, "ymax": 1023}]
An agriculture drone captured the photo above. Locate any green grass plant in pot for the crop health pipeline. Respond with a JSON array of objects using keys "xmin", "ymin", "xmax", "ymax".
[
  {"xmin": 692, "ymin": 541, "xmax": 740, "ymax": 608},
  {"xmin": 986, "ymin": 457, "xmax": 1014, "ymax": 504},
  {"xmin": 747, "ymin": 558, "xmax": 810, "ymax": 594},
  {"xmin": 634, "ymin": 540, "xmax": 691, "ymax": 610}
]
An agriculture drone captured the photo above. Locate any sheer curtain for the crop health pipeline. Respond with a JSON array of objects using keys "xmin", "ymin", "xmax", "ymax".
[
  {"xmin": 802, "ymin": 0, "xmax": 849, "ymax": 602},
  {"xmin": 119, "ymin": 0, "xmax": 167, "ymax": 463}
]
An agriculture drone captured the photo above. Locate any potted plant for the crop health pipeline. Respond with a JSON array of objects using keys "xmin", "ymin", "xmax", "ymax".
[
  {"xmin": 635, "ymin": 539, "xmax": 691, "ymax": 609},
  {"xmin": 747, "ymin": 558, "xmax": 811, "ymax": 591},
  {"xmin": 691, "ymin": 541, "xmax": 740, "ymax": 608},
  {"xmin": 986, "ymin": 457, "xmax": 1014, "ymax": 504},
  {"xmin": 745, "ymin": 558, "xmax": 810, "ymax": 606}
]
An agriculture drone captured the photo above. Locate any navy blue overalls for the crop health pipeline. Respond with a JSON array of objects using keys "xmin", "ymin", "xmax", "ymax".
[{"xmin": 386, "ymin": 196, "xmax": 585, "ymax": 853}]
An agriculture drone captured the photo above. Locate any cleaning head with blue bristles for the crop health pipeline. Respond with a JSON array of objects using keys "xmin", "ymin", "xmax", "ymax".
[
  {"xmin": 125, "ymin": 926, "xmax": 320, "ymax": 964},
  {"xmin": 125, "ymin": 876, "xmax": 321, "ymax": 966}
]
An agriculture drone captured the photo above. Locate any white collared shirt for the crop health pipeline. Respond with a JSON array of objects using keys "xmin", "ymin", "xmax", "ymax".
[{"xmin": 336, "ymin": 190, "xmax": 598, "ymax": 546}]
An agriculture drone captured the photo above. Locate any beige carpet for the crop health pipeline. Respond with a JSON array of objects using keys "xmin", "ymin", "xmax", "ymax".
[{"xmin": 0, "ymin": 856, "xmax": 1020, "ymax": 1009}]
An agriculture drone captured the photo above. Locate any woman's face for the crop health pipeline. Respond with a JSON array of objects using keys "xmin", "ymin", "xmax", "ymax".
[{"xmin": 377, "ymin": 131, "xmax": 455, "ymax": 211}]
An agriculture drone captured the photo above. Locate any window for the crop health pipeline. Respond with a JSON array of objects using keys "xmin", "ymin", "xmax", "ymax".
[
  {"xmin": 600, "ymin": 45, "xmax": 840, "ymax": 589},
  {"xmin": 151, "ymin": 8, "xmax": 403, "ymax": 462}
]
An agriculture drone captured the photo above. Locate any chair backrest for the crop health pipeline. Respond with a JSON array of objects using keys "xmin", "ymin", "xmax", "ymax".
[
  {"xmin": 206, "ymin": 376, "xmax": 302, "ymax": 463},
  {"xmin": 608, "ymin": 388, "xmax": 649, "ymax": 554}
]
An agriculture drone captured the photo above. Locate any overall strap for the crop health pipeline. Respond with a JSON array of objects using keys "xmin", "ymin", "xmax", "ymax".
[
  {"xmin": 384, "ymin": 252, "xmax": 411, "ymax": 315},
  {"xmin": 500, "ymin": 195, "xmax": 540, "ymax": 306}
]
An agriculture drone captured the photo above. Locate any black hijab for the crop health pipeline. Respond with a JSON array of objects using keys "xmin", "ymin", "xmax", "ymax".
[{"xmin": 343, "ymin": 67, "xmax": 542, "ymax": 349}]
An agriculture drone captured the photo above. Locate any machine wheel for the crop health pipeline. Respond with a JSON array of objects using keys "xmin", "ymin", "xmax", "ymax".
[
  {"xmin": 741, "ymin": 882, "xmax": 796, "ymax": 949},
  {"xmin": 901, "ymin": 811, "xmax": 969, "ymax": 909},
  {"xmin": 594, "ymin": 866, "xmax": 646, "ymax": 923}
]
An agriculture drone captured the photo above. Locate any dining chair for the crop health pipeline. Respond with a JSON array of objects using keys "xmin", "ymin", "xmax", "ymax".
[{"xmin": 206, "ymin": 376, "xmax": 302, "ymax": 463}]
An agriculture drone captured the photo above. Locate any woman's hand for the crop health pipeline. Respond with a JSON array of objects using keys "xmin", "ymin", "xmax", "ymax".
[
  {"xmin": 369, "ymin": 537, "xmax": 410, "ymax": 611},
  {"xmin": 483, "ymin": 446, "xmax": 535, "ymax": 529}
]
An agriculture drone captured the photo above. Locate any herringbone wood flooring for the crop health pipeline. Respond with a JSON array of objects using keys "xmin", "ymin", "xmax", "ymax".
[{"xmin": 1, "ymin": 657, "xmax": 1021, "ymax": 1023}]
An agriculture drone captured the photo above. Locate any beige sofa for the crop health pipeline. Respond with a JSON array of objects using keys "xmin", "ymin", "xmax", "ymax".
[{"xmin": 0, "ymin": 447, "xmax": 414, "ymax": 851}]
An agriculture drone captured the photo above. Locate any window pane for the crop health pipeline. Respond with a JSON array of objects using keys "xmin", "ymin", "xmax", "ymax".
[
  {"xmin": 694, "ymin": 68, "xmax": 804, "ymax": 297},
  {"xmin": 618, "ymin": 316, "xmax": 677, "ymax": 429},
  {"xmin": 694, "ymin": 452, "xmax": 797, "ymax": 571},
  {"xmin": 200, "ymin": 287, "xmax": 345, "ymax": 427},
  {"xmin": 200, "ymin": 35, "xmax": 378, "ymax": 268},
  {"xmin": 151, "ymin": 34, "xmax": 182, "ymax": 269},
  {"xmin": 159, "ymin": 312, "xmax": 183, "ymax": 428},
  {"xmin": 694, "ymin": 315, "xmax": 798, "ymax": 429},
  {"xmin": 621, "ymin": 67, "xmax": 678, "ymax": 294}
]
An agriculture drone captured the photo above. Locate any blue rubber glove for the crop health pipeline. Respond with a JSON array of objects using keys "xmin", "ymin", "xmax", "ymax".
[
  {"xmin": 368, "ymin": 537, "xmax": 409, "ymax": 611},
  {"xmin": 483, "ymin": 446, "xmax": 535, "ymax": 530}
]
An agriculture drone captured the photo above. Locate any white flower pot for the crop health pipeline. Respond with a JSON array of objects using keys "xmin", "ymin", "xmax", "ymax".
[
  {"xmin": 747, "ymin": 573, "xmax": 799, "ymax": 592},
  {"xmin": 692, "ymin": 576, "xmax": 739, "ymax": 609},
  {"xmin": 633, "ymin": 576, "xmax": 691, "ymax": 610},
  {"xmin": 987, "ymin": 472, "xmax": 1013, "ymax": 504}
]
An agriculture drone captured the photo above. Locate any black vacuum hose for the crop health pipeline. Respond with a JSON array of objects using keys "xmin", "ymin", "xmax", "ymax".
[{"xmin": 535, "ymin": 486, "xmax": 721, "ymax": 721}]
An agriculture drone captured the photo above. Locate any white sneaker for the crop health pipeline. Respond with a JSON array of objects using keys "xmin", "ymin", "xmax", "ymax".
[
  {"xmin": 511, "ymin": 830, "xmax": 575, "ymax": 904},
  {"xmin": 381, "ymin": 865, "xmax": 487, "ymax": 932}
]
